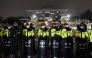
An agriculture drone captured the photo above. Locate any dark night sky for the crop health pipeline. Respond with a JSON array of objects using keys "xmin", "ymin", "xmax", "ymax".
[{"xmin": 0, "ymin": 0, "xmax": 92, "ymax": 17}]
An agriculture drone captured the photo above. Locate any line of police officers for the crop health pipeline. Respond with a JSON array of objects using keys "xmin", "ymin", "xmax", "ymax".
[{"xmin": 0, "ymin": 21, "xmax": 92, "ymax": 58}]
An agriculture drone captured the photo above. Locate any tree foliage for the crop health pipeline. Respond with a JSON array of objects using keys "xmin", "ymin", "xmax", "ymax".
[
  {"xmin": 5, "ymin": 17, "xmax": 21, "ymax": 25},
  {"xmin": 80, "ymin": 9, "xmax": 92, "ymax": 21}
]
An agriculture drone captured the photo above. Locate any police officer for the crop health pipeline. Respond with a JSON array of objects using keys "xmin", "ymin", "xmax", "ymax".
[
  {"xmin": 64, "ymin": 23, "xmax": 73, "ymax": 58},
  {"xmin": 23, "ymin": 23, "xmax": 35, "ymax": 58},
  {"xmin": 75, "ymin": 22, "xmax": 88, "ymax": 58},
  {"xmin": 38, "ymin": 23, "xmax": 49, "ymax": 58},
  {"xmin": 50, "ymin": 22, "xmax": 61, "ymax": 58},
  {"xmin": 3, "ymin": 24, "xmax": 14, "ymax": 57},
  {"xmin": 12, "ymin": 22, "xmax": 23, "ymax": 58},
  {"xmin": 27, "ymin": 21, "xmax": 36, "ymax": 55},
  {"xmin": 0, "ymin": 23, "xmax": 4, "ymax": 58},
  {"xmin": 60, "ymin": 23, "xmax": 67, "ymax": 58},
  {"xmin": 87, "ymin": 25, "xmax": 92, "ymax": 58},
  {"xmin": 30, "ymin": 22, "xmax": 36, "ymax": 56}
]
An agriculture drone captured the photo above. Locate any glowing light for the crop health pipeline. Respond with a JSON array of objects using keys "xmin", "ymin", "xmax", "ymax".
[
  {"xmin": 50, "ymin": 18, "xmax": 52, "ymax": 20},
  {"xmin": 67, "ymin": 15, "xmax": 70, "ymax": 18},
  {"xmin": 33, "ymin": 15, "xmax": 36, "ymax": 18}
]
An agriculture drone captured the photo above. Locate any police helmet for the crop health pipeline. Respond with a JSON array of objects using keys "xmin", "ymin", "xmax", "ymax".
[
  {"xmin": 13, "ymin": 22, "xmax": 18, "ymax": 26},
  {"xmin": 64, "ymin": 23, "xmax": 69, "ymax": 27},
  {"xmin": 79, "ymin": 23, "xmax": 84, "ymax": 29},
  {"xmin": 7, "ymin": 24, "xmax": 12, "ymax": 29},
  {"xmin": 54, "ymin": 22, "xmax": 58, "ymax": 26}
]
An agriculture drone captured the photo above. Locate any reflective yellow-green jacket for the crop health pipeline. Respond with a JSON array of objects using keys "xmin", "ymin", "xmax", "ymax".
[
  {"xmin": 75, "ymin": 29, "xmax": 80, "ymax": 37},
  {"xmin": 38, "ymin": 29, "xmax": 49, "ymax": 37},
  {"xmin": 87, "ymin": 29, "xmax": 92, "ymax": 42},
  {"xmin": 61, "ymin": 28, "xmax": 67, "ymax": 39},
  {"xmin": 75, "ymin": 29, "xmax": 88, "ymax": 39},
  {"xmin": 38, "ymin": 29, "xmax": 43, "ymax": 37},
  {"xmin": 0, "ymin": 28, "xmax": 4, "ymax": 37},
  {"xmin": 67, "ymin": 30, "xmax": 73, "ymax": 37},
  {"xmin": 23, "ymin": 29, "xmax": 35, "ymax": 37},
  {"xmin": 50, "ymin": 28, "xmax": 56, "ymax": 37},
  {"xmin": 56, "ymin": 30, "xmax": 61, "ymax": 36},
  {"xmin": 4, "ymin": 29, "xmax": 10, "ymax": 37}
]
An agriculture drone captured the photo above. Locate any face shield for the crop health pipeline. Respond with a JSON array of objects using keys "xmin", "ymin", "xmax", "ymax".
[
  {"xmin": 14, "ymin": 22, "xmax": 18, "ymax": 26},
  {"xmin": 54, "ymin": 24, "xmax": 58, "ymax": 27},
  {"xmin": 23, "ymin": 23, "xmax": 26, "ymax": 26},
  {"xmin": 65, "ymin": 25, "xmax": 69, "ymax": 27},
  {"xmin": 80, "ymin": 25, "xmax": 84, "ymax": 29},
  {"xmin": 41, "ymin": 25, "xmax": 45, "ymax": 28},
  {"xmin": 8, "ymin": 26, "xmax": 11, "ymax": 29},
  {"xmin": 26, "ymin": 25, "xmax": 30, "ymax": 28}
]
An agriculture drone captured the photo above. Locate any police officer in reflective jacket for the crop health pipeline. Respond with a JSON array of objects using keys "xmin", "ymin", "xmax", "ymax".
[
  {"xmin": 38, "ymin": 23, "xmax": 49, "ymax": 58},
  {"xmin": 50, "ymin": 22, "xmax": 61, "ymax": 58},
  {"xmin": 12, "ymin": 22, "xmax": 23, "ymax": 58},
  {"xmin": 75, "ymin": 22, "xmax": 88, "ymax": 58},
  {"xmin": 87, "ymin": 25, "xmax": 92, "ymax": 58},
  {"xmin": 0, "ymin": 23, "xmax": 4, "ymax": 58},
  {"xmin": 23, "ymin": 23, "xmax": 35, "ymax": 58},
  {"xmin": 30, "ymin": 23, "xmax": 36, "ymax": 56},
  {"xmin": 64, "ymin": 23, "xmax": 73, "ymax": 58},
  {"xmin": 60, "ymin": 23, "xmax": 67, "ymax": 57},
  {"xmin": 3, "ymin": 24, "xmax": 15, "ymax": 57}
]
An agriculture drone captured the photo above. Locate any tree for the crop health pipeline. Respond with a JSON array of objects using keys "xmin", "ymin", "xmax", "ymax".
[
  {"xmin": 80, "ymin": 9, "xmax": 91, "ymax": 20},
  {"xmin": 17, "ymin": 16, "xmax": 25, "ymax": 19},
  {"xmin": 89, "ymin": 11, "xmax": 92, "ymax": 21},
  {"xmin": 5, "ymin": 17, "xmax": 21, "ymax": 25},
  {"xmin": 0, "ymin": 16, "xmax": 4, "ymax": 23}
]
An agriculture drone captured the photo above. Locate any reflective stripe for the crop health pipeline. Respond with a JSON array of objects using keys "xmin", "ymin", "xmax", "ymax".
[
  {"xmin": 75, "ymin": 30, "xmax": 80, "ymax": 37},
  {"xmin": 38, "ymin": 29, "xmax": 43, "ymax": 36},
  {"xmin": 51, "ymin": 29, "xmax": 56, "ymax": 37},
  {"xmin": 47, "ymin": 31, "xmax": 49, "ymax": 36},
  {"xmin": 61, "ymin": 28, "xmax": 67, "ymax": 39},
  {"xmin": 30, "ymin": 30, "xmax": 35, "ymax": 36},
  {"xmin": 43, "ymin": 32, "xmax": 47, "ymax": 37},
  {"xmin": 0, "ymin": 31, "xmax": 3, "ymax": 37},
  {"xmin": 90, "ymin": 35, "xmax": 92, "ymax": 42},
  {"xmin": 78, "ymin": 32, "xmax": 88, "ymax": 39},
  {"xmin": 88, "ymin": 29, "xmax": 92, "ymax": 42},
  {"xmin": 67, "ymin": 30, "xmax": 73, "ymax": 37},
  {"xmin": 5, "ymin": 45, "xmax": 10, "ymax": 46},
  {"xmin": 56, "ymin": 31, "xmax": 60, "ymax": 36},
  {"xmin": 65, "ymin": 46, "xmax": 71, "ymax": 48},
  {"xmin": 4, "ymin": 29, "xmax": 10, "ymax": 37},
  {"xmin": 79, "ymin": 47, "xmax": 85, "ymax": 49},
  {"xmin": 24, "ymin": 29, "xmax": 35, "ymax": 37},
  {"xmin": 23, "ymin": 29, "xmax": 26, "ymax": 36},
  {"xmin": 38, "ymin": 29, "xmax": 49, "ymax": 37}
]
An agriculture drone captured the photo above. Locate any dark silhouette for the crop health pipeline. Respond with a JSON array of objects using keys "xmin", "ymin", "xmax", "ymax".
[
  {"xmin": 80, "ymin": 9, "xmax": 92, "ymax": 21},
  {"xmin": 4, "ymin": 17, "xmax": 21, "ymax": 25}
]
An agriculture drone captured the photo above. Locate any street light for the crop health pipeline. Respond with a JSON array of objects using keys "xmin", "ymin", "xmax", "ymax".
[
  {"xmin": 67, "ymin": 14, "xmax": 70, "ymax": 20},
  {"xmin": 50, "ymin": 18, "xmax": 52, "ymax": 21},
  {"xmin": 67, "ymin": 18, "xmax": 69, "ymax": 20},
  {"xmin": 67, "ymin": 15, "xmax": 70, "ymax": 18},
  {"xmin": 33, "ymin": 15, "xmax": 36, "ymax": 18}
]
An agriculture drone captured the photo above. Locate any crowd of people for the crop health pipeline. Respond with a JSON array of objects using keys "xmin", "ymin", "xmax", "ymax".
[{"xmin": 0, "ymin": 20, "xmax": 92, "ymax": 58}]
